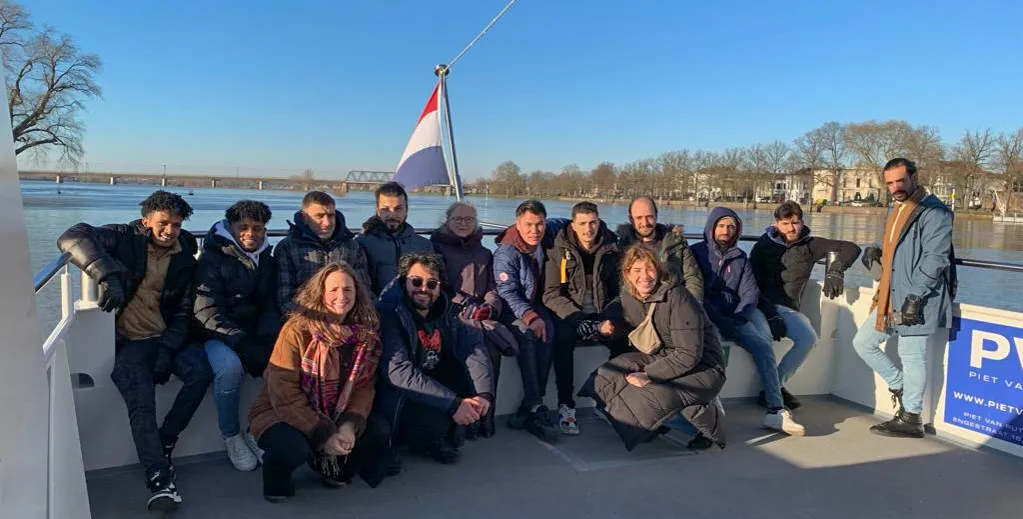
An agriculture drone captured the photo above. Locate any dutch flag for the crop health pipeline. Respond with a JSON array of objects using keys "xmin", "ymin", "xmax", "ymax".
[{"xmin": 393, "ymin": 82, "xmax": 450, "ymax": 191}]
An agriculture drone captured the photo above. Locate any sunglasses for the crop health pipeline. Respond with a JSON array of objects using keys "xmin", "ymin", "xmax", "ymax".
[{"xmin": 408, "ymin": 276, "xmax": 440, "ymax": 290}]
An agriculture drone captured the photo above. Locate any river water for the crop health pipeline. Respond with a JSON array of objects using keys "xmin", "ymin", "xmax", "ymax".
[{"xmin": 20, "ymin": 180, "xmax": 1023, "ymax": 337}]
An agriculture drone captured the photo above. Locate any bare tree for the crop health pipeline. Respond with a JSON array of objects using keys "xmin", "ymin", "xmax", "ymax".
[
  {"xmin": 903, "ymin": 124, "xmax": 945, "ymax": 186},
  {"xmin": 994, "ymin": 128, "xmax": 1023, "ymax": 212},
  {"xmin": 951, "ymin": 129, "xmax": 995, "ymax": 208},
  {"xmin": 793, "ymin": 125, "xmax": 840, "ymax": 202},
  {"xmin": 2, "ymin": 1, "xmax": 103, "ymax": 163},
  {"xmin": 844, "ymin": 120, "xmax": 911, "ymax": 190}
]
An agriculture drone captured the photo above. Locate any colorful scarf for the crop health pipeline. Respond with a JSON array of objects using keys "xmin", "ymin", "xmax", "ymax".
[
  {"xmin": 874, "ymin": 186, "xmax": 927, "ymax": 331},
  {"xmin": 299, "ymin": 322, "xmax": 380, "ymax": 423}
]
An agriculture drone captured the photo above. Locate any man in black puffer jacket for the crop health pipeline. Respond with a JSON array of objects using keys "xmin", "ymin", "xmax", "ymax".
[
  {"xmin": 749, "ymin": 201, "xmax": 861, "ymax": 409},
  {"xmin": 57, "ymin": 190, "xmax": 212, "ymax": 512},
  {"xmin": 194, "ymin": 200, "xmax": 280, "ymax": 472}
]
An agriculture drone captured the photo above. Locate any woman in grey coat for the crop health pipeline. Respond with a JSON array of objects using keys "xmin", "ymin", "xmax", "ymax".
[{"xmin": 579, "ymin": 244, "xmax": 727, "ymax": 451}]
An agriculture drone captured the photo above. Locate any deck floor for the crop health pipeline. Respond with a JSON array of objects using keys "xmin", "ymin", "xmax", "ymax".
[{"xmin": 86, "ymin": 398, "xmax": 1023, "ymax": 518}]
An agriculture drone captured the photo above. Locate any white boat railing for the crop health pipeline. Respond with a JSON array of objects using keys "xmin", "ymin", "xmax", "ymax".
[{"xmin": 30, "ymin": 229, "xmax": 1023, "ymax": 519}]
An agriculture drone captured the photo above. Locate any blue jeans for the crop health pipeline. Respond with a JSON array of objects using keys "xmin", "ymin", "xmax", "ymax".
[
  {"xmin": 748, "ymin": 305, "xmax": 819, "ymax": 384},
  {"xmin": 717, "ymin": 308, "xmax": 784, "ymax": 409},
  {"xmin": 204, "ymin": 339, "xmax": 245, "ymax": 438},
  {"xmin": 852, "ymin": 311, "xmax": 931, "ymax": 414}
]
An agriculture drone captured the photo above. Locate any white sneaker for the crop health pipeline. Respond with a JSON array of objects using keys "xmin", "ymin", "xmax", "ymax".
[
  {"xmin": 763, "ymin": 409, "xmax": 805, "ymax": 436},
  {"xmin": 224, "ymin": 434, "xmax": 258, "ymax": 471},
  {"xmin": 558, "ymin": 405, "xmax": 580, "ymax": 436},
  {"xmin": 243, "ymin": 430, "xmax": 265, "ymax": 464}
]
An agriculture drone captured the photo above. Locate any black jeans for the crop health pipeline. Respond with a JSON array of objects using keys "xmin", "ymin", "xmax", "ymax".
[
  {"xmin": 258, "ymin": 416, "xmax": 390, "ymax": 497},
  {"xmin": 110, "ymin": 338, "xmax": 212, "ymax": 477},
  {"xmin": 502, "ymin": 310, "xmax": 555, "ymax": 411},
  {"xmin": 553, "ymin": 317, "xmax": 629, "ymax": 408}
]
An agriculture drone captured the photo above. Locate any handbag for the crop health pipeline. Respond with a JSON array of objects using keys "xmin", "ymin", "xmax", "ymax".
[{"xmin": 628, "ymin": 302, "xmax": 663, "ymax": 354}]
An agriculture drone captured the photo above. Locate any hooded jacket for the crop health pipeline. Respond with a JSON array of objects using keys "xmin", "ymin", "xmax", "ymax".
[
  {"xmin": 273, "ymin": 210, "xmax": 369, "ymax": 314},
  {"xmin": 373, "ymin": 278, "xmax": 493, "ymax": 439},
  {"xmin": 58, "ymin": 220, "xmax": 198, "ymax": 351},
  {"xmin": 616, "ymin": 222, "xmax": 705, "ymax": 301},
  {"xmin": 194, "ymin": 220, "xmax": 280, "ymax": 346},
  {"xmin": 690, "ymin": 207, "xmax": 760, "ymax": 327},
  {"xmin": 492, "ymin": 217, "xmax": 569, "ymax": 322},
  {"xmin": 356, "ymin": 216, "xmax": 433, "ymax": 295},
  {"xmin": 429, "ymin": 228, "xmax": 502, "ymax": 312},
  {"xmin": 749, "ymin": 225, "xmax": 861, "ymax": 312},
  {"xmin": 541, "ymin": 220, "xmax": 620, "ymax": 326}
]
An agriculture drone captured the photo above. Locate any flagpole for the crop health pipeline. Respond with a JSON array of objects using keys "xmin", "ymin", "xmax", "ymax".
[{"xmin": 435, "ymin": 64, "xmax": 464, "ymax": 201}]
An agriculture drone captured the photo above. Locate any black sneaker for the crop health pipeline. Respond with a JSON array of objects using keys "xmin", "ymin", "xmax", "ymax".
[
  {"xmin": 524, "ymin": 406, "xmax": 559, "ymax": 443},
  {"xmin": 686, "ymin": 433, "xmax": 715, "ymax": 450},
  {"xmin": 418, "ymin": 443, "xmax": 461, "ymax": 464},
  {"xmin": 757, "ymin": 388, "xmax": 802, "ymax": 410},
  {"xmin": 508, "ymin": 407, "xmax": 530, "ymax": 429},
  {"xmin": 145, "ymin": 469, "xmax": 181, "ymax": 512},
  {"xmin": 870, "ymin": 411, "xmax": 924, "ymax": 438}
]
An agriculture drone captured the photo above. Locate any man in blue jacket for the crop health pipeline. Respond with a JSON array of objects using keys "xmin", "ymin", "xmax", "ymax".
[
  {"xmin": 374, "ymin": 252, "xmax": 493, "ymax": 465},
  {"xmin": 493, "ymin": 200, "xmax": 568, "ymax": 442},
  {"xmin": 854, "ymin": 158, "xmax": 954, "ymax": 438},
  {"xmin": 691, "ymin": 207, "xmax": 804, "ymax": 436}
]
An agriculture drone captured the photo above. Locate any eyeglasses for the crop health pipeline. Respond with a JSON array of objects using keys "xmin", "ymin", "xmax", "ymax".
[
  {"xmin": 408, "ymin": 276, "xmax": 440, "ymax": 290},
  {"xmin": 450, "ymin": 216, "xmax": 476, "ymax": 224}
]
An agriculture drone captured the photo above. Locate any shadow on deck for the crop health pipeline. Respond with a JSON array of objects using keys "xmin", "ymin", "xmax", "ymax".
[{"xmin": 87, "ymin": 399, "xmax": 1022, "ymax": 518}]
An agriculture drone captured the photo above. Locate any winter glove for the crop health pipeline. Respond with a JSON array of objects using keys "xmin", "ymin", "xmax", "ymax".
[
  {"xmin": 469, "ymin": 303, "xmax": 494, "ymax": 321},
  {"xmin": 153, "ymin": 347, "xmax": 174, "ymax": 385},
  {"xmin": 861, "ymin": 246, "xmax": 882, "ymax": 271},
  {"xmin": 576, "ymin": 319, "xmax": 601, "ymax": 341},
  {"xmin": 98, "ymin": 276, "xmax": 126, "ymax": 313},
  {"xmin": 767, "ymin": 315, "xmax": 787, "ymax": 341},
  {"xmin": 823, "ymin": 261, "xmax": 846, "ymax": 299},
  {"xmin": 237, "ymin": 335, "xmax": 273, "ymax": 377},
  {"xmin": 900, "ymin": 295, "xmax": 924, "ymax": 326}
]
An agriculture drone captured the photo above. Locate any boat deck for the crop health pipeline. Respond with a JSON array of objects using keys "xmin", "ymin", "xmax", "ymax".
[{"xmin": 86, "ymin": 398, "xmax": 1022, "ymax": 519}]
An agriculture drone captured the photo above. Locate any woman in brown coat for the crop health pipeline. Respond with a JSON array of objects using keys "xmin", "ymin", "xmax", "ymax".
[{"xmin": 248, "ymin": 261, "xmax": 387, "ymax": 502}]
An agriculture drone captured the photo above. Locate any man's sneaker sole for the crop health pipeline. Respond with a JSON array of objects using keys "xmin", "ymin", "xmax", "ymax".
[
  {"xmin": 763, "ymin": 421, "xmax": 806, "ymax": 436},
  {"xmin": 147, "ymin": 492, "xmax": 181, "ymax": 512}
]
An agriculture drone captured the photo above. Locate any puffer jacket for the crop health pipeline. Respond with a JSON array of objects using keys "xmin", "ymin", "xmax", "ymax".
[
  {"xmin": 749, "ymin": 225, "xmax": 861, "ymax": 312},
  {"xmin": 57, "ymin": 220, "xmax": 198, "ymax": 351},
  {"xmin": 690, "ymin": 207, "xmax": 759, "ymax": 327},
  {"xmin": 372, "ymin": 279, "xmax": 493, "ymax": 440},
  {"xmin": 356, "ymin": 216, "xmax": 433, "ymax": 294},
  {"xmin": 429, "ymin": 228, "xmax": 501, "ymax": 312},
  {"xmin": 194, "ymin": 220, "xmax": 280, "ymax": 346},
  {"xmin": 492, "ymin": 218, "xmax": 569, "ymax": 322},
  {"xmin": 273, "ymin": 210, "xmax": 370, "ymax": 314},
  {"xmin": 616, "ymin": 222, "xmax": 704, "ymax": 301},
  {"xmin": 579, "ymin": 276, "xmax": 726, "ymax": 450},
  {"xmin": 541, "ymin": 221, "xmax": 620, "ymax": 326}
]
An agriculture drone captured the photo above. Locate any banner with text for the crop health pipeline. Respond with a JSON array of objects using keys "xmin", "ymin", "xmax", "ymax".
[{"xmin": 945, "ymin": 317, "xmax": 1023, "ymax": 447}]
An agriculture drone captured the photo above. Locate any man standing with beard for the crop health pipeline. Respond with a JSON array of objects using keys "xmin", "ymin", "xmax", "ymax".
[
  {"xmin": 691, "ymin": 207, "xmax": 805, "ymax": 436},
  {"xmin": 542, "ymin": 202, "xmax": 624, "ymax": 436},
  {"xmin": 357, "ymin": 182, "xmax": 434, "ymax": 294},
  {"xmin": 853, "ymin": 158, "xmax": 954, "ymax": 438},
  {"xmin": 374, "ymin": 252, "xmax": 493, "ymax": 465},
  {"xmin": 274, "ymin": 191, "xmax": 369, "ymax": 314},
  {"xmin": 617, "ymin": 196, "xmax": 704, "ymax": 300},
  {"xmin": 749, "ymin": 201, "xmax": 860, "ymax": 410}
]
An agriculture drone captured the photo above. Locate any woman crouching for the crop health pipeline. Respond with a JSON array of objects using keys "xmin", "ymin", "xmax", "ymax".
[
  {"xmin": 248, "ymin": 262, "xmax": 389, "ymax": 502},
  {"xmin": 579, "ymin": 244, "xmax": 728, "ymax": 451}
]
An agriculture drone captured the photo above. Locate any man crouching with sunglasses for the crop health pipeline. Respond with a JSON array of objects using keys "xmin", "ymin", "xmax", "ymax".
[{"xmin": 372, "ymin": 252, "xmax": 494, "ymax": 468}]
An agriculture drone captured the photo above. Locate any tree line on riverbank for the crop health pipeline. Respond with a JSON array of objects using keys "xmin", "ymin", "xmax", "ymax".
[{"xmin": 468, "ymin": 121, "xmax": 1023, "ymax": 211}]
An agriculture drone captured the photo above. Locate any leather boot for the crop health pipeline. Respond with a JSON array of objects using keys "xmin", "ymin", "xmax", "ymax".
[{"xmin": 870, "ymin": 411, "xmax": 925, "ymax": 438}]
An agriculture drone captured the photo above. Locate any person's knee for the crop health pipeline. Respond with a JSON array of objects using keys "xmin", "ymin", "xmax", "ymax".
[
  {"xmin": 212, "ymin": 352, "xmax": 245, "ymax": 388},
  {"xmin": 110, "ymin": 363, "xmax": 148, "ymax": 393}
]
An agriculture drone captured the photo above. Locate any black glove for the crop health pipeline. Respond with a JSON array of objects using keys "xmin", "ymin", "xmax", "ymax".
[
  {"xmin": 98, "ymin": 276, "xmax": 126, "ymax": 313},
  {"xmin": 900, "ymin": 295, "xmax": 924, "ymax": 326},
  {"xmin": 861, "ymin": 246, "xmax": 882, "ymax": 271},
  {"xmin": 767, "ymin": 315, "xmax": 787, "ymax": 341},
  {"xmin": 153, "ymin": 347, "xmax": 174, "ymax": 385},
  {"xmin": 823, "ymin": 261, "xmax": 846, "ymax": 299},
  {"xmin": 237, "ymin": 335, "xmax": 273, "ymax": 377},
  {"xmin": 576, "ymin": 320, "xmax": 601, "ymax": 341}
]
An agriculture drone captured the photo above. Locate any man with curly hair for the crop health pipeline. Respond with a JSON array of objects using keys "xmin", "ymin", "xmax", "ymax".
[
  {"xmin": 194, "ymin": 200, "xmax": 280, "ymax": 472},
  {"xmin": 58, "ymin": 190, "xmax": 212, "ymax": 512}
]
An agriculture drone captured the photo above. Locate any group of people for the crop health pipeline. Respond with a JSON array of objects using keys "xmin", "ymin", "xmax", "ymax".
[{"xmin": 58, "ymin": 157, "xmax": 956, "ymax": 513}]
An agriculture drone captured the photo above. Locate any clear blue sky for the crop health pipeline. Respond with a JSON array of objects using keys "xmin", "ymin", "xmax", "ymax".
[{"xmin": 17, "ymin": 0, "xmax": 1023, "ymax": 180}]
